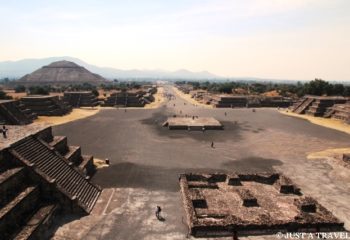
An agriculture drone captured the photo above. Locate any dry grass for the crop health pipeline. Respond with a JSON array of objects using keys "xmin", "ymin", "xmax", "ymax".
[
  {"xmin": 34, "ymin": 108, "xmax": 100, "ymax": 126},
  {"xmin": 4, "ymin": 90, "xmax": 63, "ymax": 100},
  {"xmin": 144, "ymin": 87, "xmax": 166, "ymax": 109},
  {"xmin": 280, "ymin": 110, "xmax": 350, "ymax": 135},
  {"xmin": 93, "ymin": 158, "xmax": 109, "ymax": 169},
  {"xmin": 308, "ymin": 148, "xmax": 350, "ymax": 159}
]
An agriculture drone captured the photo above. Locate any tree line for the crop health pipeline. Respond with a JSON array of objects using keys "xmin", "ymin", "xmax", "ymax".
[{"xmin": 176, "ymin": 79, "xmax": 350, "ymax": 97}]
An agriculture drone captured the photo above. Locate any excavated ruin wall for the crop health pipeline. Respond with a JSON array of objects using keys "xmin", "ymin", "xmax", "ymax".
[{"xmin": 180, "ymin": 173, "xmax": 344, "ymax": 238}]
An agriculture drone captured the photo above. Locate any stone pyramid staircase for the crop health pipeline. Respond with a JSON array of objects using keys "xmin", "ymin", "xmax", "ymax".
[
  {"xmin": 0, "ymin": 100, "xmax": 33, "ymax": 125},
  {"xmin": 292, "ymin": 97, "xmax": 315, "ymax": 114},
  {"xmin": 0, "ymin": 167, "xmax": 58, "ymax": 239},
  {"xmin": 9, "ymin": 136, "xmax": 101, "ymax": 213}
]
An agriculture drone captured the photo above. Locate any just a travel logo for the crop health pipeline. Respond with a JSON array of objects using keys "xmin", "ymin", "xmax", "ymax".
[{"xmin": 276, "ymin": 232, "xmax": 350, "ymax": 239}]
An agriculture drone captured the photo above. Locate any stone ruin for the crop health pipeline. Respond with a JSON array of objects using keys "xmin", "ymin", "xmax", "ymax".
[
  {"xmin": 211, "ymin": 95, "xmax": 248, "ymax": 108},
  {"xmin": 209, "ymin": 95, "xmax": 292, "ymax": 108},
  {"xmin": 103, "ymin": 87, "xmax": 157, "ymax": 107},
  {"xmin": 0, "ymin": 100, "xmax": 36, "ymax": 125},
  {"xmin": 179, "ymin": 172, "xmax": 343, "ymax": 238},
  {"xmin": 176, "ymin": 85, "xmax": 292, "ymax": 108},
  {"xmin": 0, "ymin": 124, "xmax": 101, "ymax": 239},
  {"xmin": 63, "ymin": 91, "xmax": 99, "ymax": 108},
  {"xmin": 325, "ymin": 102, "xmax": 350, "ymax": 123},
  {"xmin": 20, "ymin": 95, "xmax": 72, "ymax": 116},
  {"xmin": 163, "ymin": 117, "xmax": 223, "ymax": 130},
  {"xmin": 291, "ymin": 96, "xmax": 347, "ymax": 116}
]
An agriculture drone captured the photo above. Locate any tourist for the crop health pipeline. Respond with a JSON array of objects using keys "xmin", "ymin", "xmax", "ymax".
[
  {"xmin": 155, "ymin": 206, "xmax": 162, "ymax": 220},
  {"xmin": 2, "ymin": 125, "xmax": 8, "ymax": 138},
  {"xmin": 225, "ymin": 112, "xmax": 227, "ymax": 116},
  {"xmin": 233, "ymin": 231, "xmax": 238, "ymax": 240},
  {"xmin": 211, "ymin": 141, "xmax": 214, "ymax": 148}
]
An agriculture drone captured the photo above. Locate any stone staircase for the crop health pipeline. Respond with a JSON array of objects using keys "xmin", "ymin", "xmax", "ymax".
[
  {"xmin": 103, "ymin": 91, "xmax": 147, "ymax": 107},
  {"xmin": 15, "ymin": 102, "xmax": 38, "ymax": 121},
  {"xmin": 63, "ymin": 92, "xmax": 99, "ymax": 108},
  {"xmin": 9, "ymin": 136, "xmax": 101, "ymax": 213},
  {"xmin": 329, "ymin": 103, "xmax": 350, "ymax": 123},
  {"xmin": 0, "ymin": 167, "xmax": 58, "ymax": 240},
  {"xmin": 20, "ymin": 96, "xmax": 72, "ymax": 116},
  {"xmin": 306, "ymin": 98, "xmax": 347, "ymax": 117},
  {"xmin": 49, "ymin": 136, "xmax": 96, "ymax": 178},
  {"xmin": 292, "ymin": 97, "xmax": 315, "ymax": 114},
  {"xmin": 0, "ymin": 125, "xmax": 101, "ymax": 239},
  {"xmin": 0, "ymin": 100, "xmax": 33, "ymax": 125}
]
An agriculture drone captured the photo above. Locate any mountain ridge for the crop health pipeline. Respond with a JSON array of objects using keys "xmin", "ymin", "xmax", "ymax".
[{"xmin": 0, "ymin": 56, "xmax": 221, "ymax": 80}]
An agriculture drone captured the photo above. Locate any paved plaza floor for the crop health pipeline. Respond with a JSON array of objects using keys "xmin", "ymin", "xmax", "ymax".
[{"xmin": 52, "ymin": 85, "xmax": 350, "ymax": 239}]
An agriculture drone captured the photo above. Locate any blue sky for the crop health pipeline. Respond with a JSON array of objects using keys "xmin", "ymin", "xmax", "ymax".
[{"xmin": 1, "ymin": 0, "xmax": 350, "ymax": 80}]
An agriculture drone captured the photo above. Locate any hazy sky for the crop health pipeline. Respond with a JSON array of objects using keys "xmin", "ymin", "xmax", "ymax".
[{"xmin": 1, "ymin": 0, "xmax": 349, "ymax": 80}]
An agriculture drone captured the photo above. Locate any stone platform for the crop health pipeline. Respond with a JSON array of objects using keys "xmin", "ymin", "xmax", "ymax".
[
  {"xmin": 179, "ymin": 173, "xmax": 344, "ymax": 238},
  {"xmin": 0, "ymin": 123, "xmax": 50, "ymax": 150},
  {"xmin": 0, "ymin": 124, "xmax": 101, "ymax": 239},
  {"xmin": 163, "ymin": 117, "xmax": 223, "ymax": 130}
]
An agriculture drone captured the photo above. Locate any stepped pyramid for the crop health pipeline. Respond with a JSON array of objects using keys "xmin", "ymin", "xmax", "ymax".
[
  {"xmin": 0, "ymin": 124, "xmax": 101, "ymax": 239},
  {"xmin": 20, "ymin": 95, "xmax": 72, "ymax": 116},
  {"xmin": 0, "ymin": 100, "xmax": 36, "ymax": 125},
  {"xmin": 17, "ymin": 60, "xmax": 106, "ymax": 85}
]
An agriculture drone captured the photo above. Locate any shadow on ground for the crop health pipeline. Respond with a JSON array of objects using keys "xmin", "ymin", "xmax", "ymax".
[
  {"xmin": 92, "ymin": 157, "xmax": 283, "ymax": 192},
  {"xmin": 140, "ymin": 110, "xmax": 249, "ymax": 142},
  {"xmin": 222, "ymin": 157, "xmax": 283, "ymax": 172}
]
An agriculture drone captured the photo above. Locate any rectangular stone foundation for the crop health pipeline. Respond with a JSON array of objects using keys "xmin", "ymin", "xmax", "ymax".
[
  {"xmin": 163, "ymin": 117, "xmax": 223, "ymax": 130},
  {"xmin": 179, "ymin": 172, "xmax": 344, "ymax": 238}
]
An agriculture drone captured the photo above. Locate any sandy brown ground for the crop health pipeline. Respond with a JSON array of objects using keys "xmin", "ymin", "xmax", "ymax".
[
  {"xmin": 144, "ymin": 87, "xmax": 165, "ymax": 109},
  {"xmin": 34, "ymin": 108, "xmax": 100, "ymax": 126},
  {"xmin": 172, "ymin": 86, "xmax": 213, "ymax": 108},
  {"xmin": 307, "ymin": 148, "xmax": 350, "ymax": 182},
  {"xmin": 94, "ymin": 158, "xmax": 110, "ymax": 169},
  {"xmin": 280, "ymin": 109, "xmax": 350, "ymax": 134}
]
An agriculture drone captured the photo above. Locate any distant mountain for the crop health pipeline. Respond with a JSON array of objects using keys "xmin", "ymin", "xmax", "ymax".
[{"xmin": 0, "ymin": 56, "xmax": 221, "ymax": 80}]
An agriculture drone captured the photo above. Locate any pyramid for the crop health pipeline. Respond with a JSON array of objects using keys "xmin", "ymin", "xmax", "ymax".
[{"xmin": 18, "ymin": 60, "xmax": 106, "ymax": 85}]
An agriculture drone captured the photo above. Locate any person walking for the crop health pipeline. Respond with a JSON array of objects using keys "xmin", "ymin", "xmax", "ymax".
[
  {"xmin": 155, "ymin": 206, "xmax": 162, "ymax": 220},
  {"xmin": 211, "ymin": 141, "xmax": 214, "ymax": 148}
]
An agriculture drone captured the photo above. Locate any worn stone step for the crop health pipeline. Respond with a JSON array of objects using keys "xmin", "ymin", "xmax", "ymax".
[{"xmin": 12, "ymin": 203, "xmax": 58, "ymax": 240}]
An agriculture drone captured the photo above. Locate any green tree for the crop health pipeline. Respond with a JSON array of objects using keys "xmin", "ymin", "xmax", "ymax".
[{"xmin": 14, "ymin": 85, "xmax": 26, "ymax": 93}]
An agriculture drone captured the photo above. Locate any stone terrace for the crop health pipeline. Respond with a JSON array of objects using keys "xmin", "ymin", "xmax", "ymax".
[{"xmin": 179, "ymin": 173, "xmax": 344, "ymax": 238}]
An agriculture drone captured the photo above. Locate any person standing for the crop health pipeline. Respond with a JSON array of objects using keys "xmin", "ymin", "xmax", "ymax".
[
  {"xmin": 2, "ymin": 125, "xmax": 8, "ymax": 138},
  {"xmin": 155, "ymin": 206, "xmax": 162, "ymax": 220}
]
